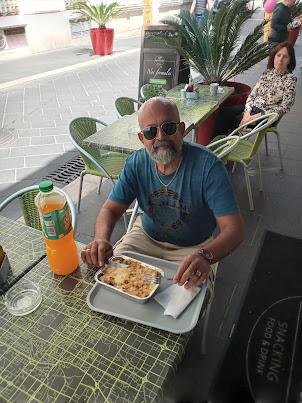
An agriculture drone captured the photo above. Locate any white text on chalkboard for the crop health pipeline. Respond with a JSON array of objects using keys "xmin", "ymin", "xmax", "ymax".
[{"xmin": 256, "ymin": 317, "xmax": 288, "ymax": 383}]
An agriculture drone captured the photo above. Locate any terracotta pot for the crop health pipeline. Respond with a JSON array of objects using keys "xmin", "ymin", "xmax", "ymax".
[
  {"xmin": 288, "ymin": 28, "xmax": 299, "ymax": 46},
  {"xmin": 197, "ymin": 81, "xmax": 251, "ymax": 145},
  {"xmin": 90, "ymin": 28, "xmax": 114, "ymax": 56}
]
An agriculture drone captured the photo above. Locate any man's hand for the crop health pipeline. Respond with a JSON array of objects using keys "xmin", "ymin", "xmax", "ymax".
[
  {"xmin": 81, "ymin": 239, "xmax": 113, "ymax": 267},
  {"xmin": 173, "ymin": 253, "xmax": 211, "ymax": 289}
]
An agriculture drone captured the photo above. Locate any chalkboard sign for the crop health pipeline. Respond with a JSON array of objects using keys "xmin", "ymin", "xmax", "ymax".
[
  {"xmin": 138, "ymin": 25, "xmax": 181, "ymax": 97},
  {"xmin": 210, "ymin": 231, "xmax": 302, "ymax": 403}
]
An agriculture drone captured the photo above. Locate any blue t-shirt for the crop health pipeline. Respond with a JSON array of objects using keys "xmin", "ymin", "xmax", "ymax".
[{"xmin": 109, "ymin": 142, "xmax": 239, "ymax": 247}]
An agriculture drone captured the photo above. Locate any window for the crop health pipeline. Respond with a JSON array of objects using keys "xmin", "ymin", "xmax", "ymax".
[
  {"xmin": 0, "ymin": 0, "xmax": 19, "ymax": 16},
  {"xmin": 4, "ymin": 26, "xmax": 27, "ymax": 49},
  {"xmin": 65, "ymin": 0, "xmax": 87, "ymax": 10},
  {"xmin": 70, "ymin": 18, "xmax": 91, "ymax": 38}
]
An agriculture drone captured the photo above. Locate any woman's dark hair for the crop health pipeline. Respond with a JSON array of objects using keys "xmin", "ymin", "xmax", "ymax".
[{"xmin": 267, "ymin": 41, "xmax": 296, "ymax": 72}]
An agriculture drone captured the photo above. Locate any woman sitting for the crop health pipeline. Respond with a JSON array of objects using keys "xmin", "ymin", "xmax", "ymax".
[{"xmin": 212, "ymin": 41, "xmax": 297, "ymax": 137}]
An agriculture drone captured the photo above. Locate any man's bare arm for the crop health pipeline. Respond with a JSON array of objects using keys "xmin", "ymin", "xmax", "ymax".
[
  {"xmin": 203, "ymin": 212, "xmax": 245, "ymax": 263},
  {"xmin": 81, "ymin": 199, "xmax": 129, "ymax": 267},
  {"xmin": 174, "ymin": 212, "xmax": 245, "ymax": 288}
]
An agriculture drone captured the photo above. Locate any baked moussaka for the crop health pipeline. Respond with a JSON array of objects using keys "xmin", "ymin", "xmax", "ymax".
[{"xmin": 99, "ymin": 257, "xmax": 158, "ymax": 298}]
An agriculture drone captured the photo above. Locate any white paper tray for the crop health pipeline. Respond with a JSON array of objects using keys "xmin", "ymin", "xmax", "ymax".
[{"xmin": 87, "ymin": 251, "xmax": 208, "ymax": 334}]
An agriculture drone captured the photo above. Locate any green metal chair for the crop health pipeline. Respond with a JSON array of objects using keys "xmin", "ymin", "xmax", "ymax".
[
  {"xmin": 140, "ymin": 84, "xmax": 168, "ymax": 100},
  {"xmin": 114, "ymin": 97, "xmax": 142, "ymax": 118},
  {"xmin": 212, "ymin": 113, "xmax": 279, "ymax": 210},
  {"xmin": 0, "ymin": 185, "xmax": 77, "ymax": 232},
  {"xmin": 68, "ymin": 117, "xmax": 129, "ymax": 213},
  {"xmin": 245, "ymin": 116, "xmax": 283, "ymax": 170},
  {"xmin": 206, "ymin": 135, "xmax": 240, "ymax": 165}
]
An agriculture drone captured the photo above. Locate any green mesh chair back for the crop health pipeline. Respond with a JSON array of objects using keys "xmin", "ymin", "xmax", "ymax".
[
  {"xmin": 114, "ymin": 97, "xmax": 142, "ymax": 118},
  {"xmin": 68, "ymin": 117, "xmax": 128, "ymax": 179},
  {"xmin": 18, "ymin": 190, "xmax": 41, "ymax": 230},
  {"xmin": 140, "ymin": 84, "xmax": 167, "ymax": 100},
  {"xmin": 0, "ymin": 185, "xmax": 77, "ymax": 232}
]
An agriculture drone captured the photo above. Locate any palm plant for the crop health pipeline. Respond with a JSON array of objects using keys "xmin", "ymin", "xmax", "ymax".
[
  {"xmin": 292, "ymin": 1, "xmax": 302, "ymax": 18},
  {"xmin": 156, "ymin": 0, "xmax": 275, "ymax": 85},
  {"xmin": 73, "ymin": 1, "xmax": 128, "ymax": 30}
]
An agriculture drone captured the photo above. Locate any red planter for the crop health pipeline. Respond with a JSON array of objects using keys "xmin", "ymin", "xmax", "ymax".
[
  {"xmin": 197, "ymin": 81, "xmax": 251, "ymax": 145},
  {"xmin": 288, "ymin": 28, "xmax": 299, "ymax": 46},
  {"xmin": 90, "ymin": 28, "xmax": 114, "ymax": 56}
]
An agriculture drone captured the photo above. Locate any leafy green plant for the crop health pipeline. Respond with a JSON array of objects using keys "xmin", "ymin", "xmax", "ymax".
[
  {"xmin": 73, "ymin": 1, "xmax": 128, "ymax": 30},
  {"xmin": 292, "ymin": 1, "xmax": 302, "ymax": 19},
  {"xmin": 155, "ymin": 0, "xmax": 275, "ymax": 85}
]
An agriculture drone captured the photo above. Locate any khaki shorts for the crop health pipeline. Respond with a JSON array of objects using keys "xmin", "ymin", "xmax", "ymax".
[{"xmin": 114, "ymin": 216, "xmax": 218, "ymax": 301}]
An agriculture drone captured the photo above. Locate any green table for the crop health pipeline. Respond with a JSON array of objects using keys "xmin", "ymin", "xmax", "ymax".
[
  {"xmin": 83, "ymin": 85, "xmax": 234, "ymax": 152},
  {"xmin": 0, "ymin": 219, "xmax": 192, "ymax": 402},
  {"xmin": 0, "ymin": 216, "xmax": 46, "ymax": 295}
]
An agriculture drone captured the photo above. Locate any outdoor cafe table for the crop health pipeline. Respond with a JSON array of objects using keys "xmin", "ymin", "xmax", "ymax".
[
  {"xmin": 83, "ymin": 84, "xmax": 234, "ymax": 153},
  {"xmin": 0, "ymin": 218, "xmax": 193, "ymax": 402},
  {"xmin": 0, "ymin": 215, "xmax": 46, "ymax": 295}
]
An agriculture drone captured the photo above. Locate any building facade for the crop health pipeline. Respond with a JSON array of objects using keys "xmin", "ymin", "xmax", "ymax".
[{"xmin": 0, "ymin": 0, "xmax": 190, "ymax": 59}]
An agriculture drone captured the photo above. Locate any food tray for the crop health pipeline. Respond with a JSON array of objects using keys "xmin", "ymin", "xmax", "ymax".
[
  {"xmin": 87, "ymin": 251, "xmax": 208, "ymax": 334},
  {"xmin": 94, "ymin": 255, "xmax": 164, "ymax": 304}
]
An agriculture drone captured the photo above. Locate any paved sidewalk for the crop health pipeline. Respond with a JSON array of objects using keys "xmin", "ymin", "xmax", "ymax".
[
  {"xmin": 0, "ymin": 34, "xmax": 141, "ymax": 199},
  {"xmin": 0, "ymin": 33, "xmax": 141, "ymax": 87}
]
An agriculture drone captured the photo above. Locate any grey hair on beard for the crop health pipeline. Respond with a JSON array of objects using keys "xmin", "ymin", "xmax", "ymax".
[{"xmin": 148, "ymin": 140, "xmax": 177, "ymax": 164}]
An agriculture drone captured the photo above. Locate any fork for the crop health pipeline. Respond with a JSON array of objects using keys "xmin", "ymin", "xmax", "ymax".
[
  {"xmin": 142, "ymin": 273, "xmax": 174, "ymax": 284},
  {"xmin": 105, "ymin": 260, "xmax": 128, "ymax": 268}
]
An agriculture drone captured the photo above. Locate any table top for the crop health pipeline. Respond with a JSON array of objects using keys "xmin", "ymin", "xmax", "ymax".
[
  {"xmin": 83, "ymin": 85, "xmax": 234, "ymax": 154},
  {"xmin": 0, "ymin": 216, "xmax": 46, "ymax": 295},
  {"xmin": 0, "ymin": 221, "xmax": 192, "ymax": 403}
]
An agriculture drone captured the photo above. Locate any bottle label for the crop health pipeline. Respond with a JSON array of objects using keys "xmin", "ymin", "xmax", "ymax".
[{"xmin": 40, "ymin": 202, "xmax": 72, "ymax": 240}]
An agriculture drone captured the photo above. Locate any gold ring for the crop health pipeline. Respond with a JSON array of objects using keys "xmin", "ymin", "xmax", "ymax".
[
  {"xmin": 196, "ymin": 270, "xmax": 202, "ymax": 277},
  {"xmin": 85, "ymin": 248, "xmax": 91, "ymax": 252}
]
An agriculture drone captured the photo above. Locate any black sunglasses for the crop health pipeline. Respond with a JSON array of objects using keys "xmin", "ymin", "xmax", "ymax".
[{"xmin": 141, "ymin": 121, "xmax": 180, "ymax": 140}]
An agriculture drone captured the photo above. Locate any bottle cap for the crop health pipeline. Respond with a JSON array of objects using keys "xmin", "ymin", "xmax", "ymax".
[{"xmin": 39, "ymin": 180, "xmax": 54, "ymax": 193}]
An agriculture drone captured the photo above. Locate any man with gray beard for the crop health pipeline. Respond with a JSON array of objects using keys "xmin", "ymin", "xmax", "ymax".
[{"xmin": 82, "ymin": 97, "xmax": 244, "ymax": 295}]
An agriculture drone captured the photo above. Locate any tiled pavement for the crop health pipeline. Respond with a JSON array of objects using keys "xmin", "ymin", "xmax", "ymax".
[
  {"xmin": 1, "ymin": 13, "xmax": 302, "ymax": 403},
  {"xmin": 0, "ymin": 35, "xmax": 141, "ymax": 194}
]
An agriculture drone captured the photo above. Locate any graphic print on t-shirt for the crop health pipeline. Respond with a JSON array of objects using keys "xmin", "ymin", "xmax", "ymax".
[{"xmin": 145, "ymin": 188, "xmax": 190, "ymax": 231}]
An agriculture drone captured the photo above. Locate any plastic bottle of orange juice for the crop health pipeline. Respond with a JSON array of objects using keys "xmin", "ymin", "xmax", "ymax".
[{"xmin": 35, "ymin": 180, "xmax": 79, "ymax": 275}]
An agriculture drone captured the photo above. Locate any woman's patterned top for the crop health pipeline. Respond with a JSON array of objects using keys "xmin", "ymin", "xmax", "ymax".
[{"xmin": 245, "ymin": 69, "xmax": 297, "ymax": 117}]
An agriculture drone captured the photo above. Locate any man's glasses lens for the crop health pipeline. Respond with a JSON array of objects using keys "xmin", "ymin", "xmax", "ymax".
[
  {"xmin": 162, "ymin": 122, "xmax": 177, "ymax": 135},
  {"xmin": 143, "ymin": 126, "xmax": 158, "ymax": 140},
  {"xmin": 142, "ymin": 122, "xmax": 178, "ymax": 140}
]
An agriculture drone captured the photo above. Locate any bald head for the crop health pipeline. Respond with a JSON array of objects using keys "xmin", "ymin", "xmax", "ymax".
[
  {"xmin": 137, "ymin": 96, "xmax": 185, "ymax": 166},
  {"xmin": 138, "ymin": 97, "xmax": 180, "ymax": 129}
]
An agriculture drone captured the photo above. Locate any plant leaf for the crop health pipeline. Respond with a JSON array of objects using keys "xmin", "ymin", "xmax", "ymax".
[{"xmin": 155, "ymin": 0, "xmax": 273, "ymax": 84}]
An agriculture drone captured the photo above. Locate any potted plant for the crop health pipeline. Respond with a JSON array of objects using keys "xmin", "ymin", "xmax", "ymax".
[
  {"xmin": 155, "ymin": 1, "xmax": 275, "ymax": 144},
  {"xmin": 288, "ymin": 2, "xmax": 302, "ymax": 46},
  {"xmin": 73, "ymin": 1, "xmax": 128, "ymax": 55}
]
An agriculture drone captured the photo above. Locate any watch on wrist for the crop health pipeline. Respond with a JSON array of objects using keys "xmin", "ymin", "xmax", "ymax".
[{"xmin": 198, "ymin": 248, "xmax": 213, "ymax": 264}]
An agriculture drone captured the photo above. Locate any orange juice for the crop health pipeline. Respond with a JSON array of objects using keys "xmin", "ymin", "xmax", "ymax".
[
  {"xmin": 40, "ymin": 203, "xmax": 79, "ymax": 275},
  {"xmin": 35, "ymin": 181, "xmax": 79, "ymax": 275}
]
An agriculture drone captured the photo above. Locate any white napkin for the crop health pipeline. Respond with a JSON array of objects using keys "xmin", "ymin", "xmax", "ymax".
[{"xmin": 154, "ymin": 284, "xmax": 201, "ymax": 319}]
